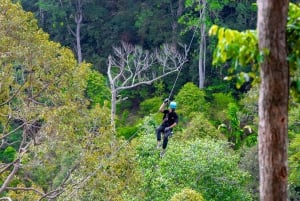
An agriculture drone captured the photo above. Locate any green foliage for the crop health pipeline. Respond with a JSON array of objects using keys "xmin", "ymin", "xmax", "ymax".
[
  {"xmin": 139, "ymin": 97, "xmax": 162, "ymax": 116},
  {"xmin": 180, "ymin": 112, "xmax": 224, "ymax": 140},
  {"xmin": 239, "ymin": 146, "xmax": 259, "ymax": 201},
  {"xmin": 1, "ymin": 146, "xmax": 17, "ymax": 163},
  {"xmin": 225, "ymin": 102, "xmax": 244, "ymax": 149},
  {"xmin": 0, "ymin": 2, "xmax": 134, "ymax": 200},
  {"xmin": 287, "ymin": 3, "xmax": 300, "ymax": 102},
  {"xmin": 153, "ymin": 80, "xmax": 166, "ymax": 97},
  {"xmin": 86, "ymin": 70, "xmax": 110, "ymax": 107},
  {"xmin": 0, "ymin": 0, "xmax": 269, "ymax": 200},
  {"xmin": 170, "ymin": 188, "xmax": 205, "ymax": 201},
  {"xmin": 135, "ymin": 130, "xmax": 253, "ymax": 201},
  {"xmin": 117, "ymin": 125, "xmax": 139, "ymax": 139},
  {"xmin": 209, "ymin": 25, "xmax": 259, "ymax": 89},
  {"xmin": 209, "ymin": 3, "xmax": 300, "ymax": 99},
  {"xmin": 289, "ymin": 134, "xmax": 300, "ymax": 193},
  {"xmin": 175, "ymin": 82, "xmax": 208, "ymax": 119},
  {"xmin": 179, "ymin": 0, "xmax": 230, "ymax": 31},
  {"xmin": 208, "ymin": 92, "xmax": 236, "ymax": 123},
  {"xmin": 288, "ymin": 103, "xmax": 300, "ymax": 194}
]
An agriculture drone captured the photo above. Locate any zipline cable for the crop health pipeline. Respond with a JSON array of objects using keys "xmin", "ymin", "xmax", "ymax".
[{"xmin": 167, "ymin": 28, "xmax": 197, "ymax": 101}]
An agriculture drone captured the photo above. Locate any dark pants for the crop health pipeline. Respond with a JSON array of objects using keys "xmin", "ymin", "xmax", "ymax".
[{"xmin": 156, "ymin": 125, "xmax": 172, "ymax": 149}]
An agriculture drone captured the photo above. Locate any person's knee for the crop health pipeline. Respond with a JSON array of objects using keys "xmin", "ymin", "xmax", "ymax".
[{"xmin": 156, "ymin": 132, "xmax": 161, "ymax": 141}]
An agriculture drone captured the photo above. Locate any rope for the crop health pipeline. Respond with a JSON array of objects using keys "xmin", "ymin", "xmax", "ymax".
[
  {"xmin": 167, "ymin": 28, "xmax": 197, "ymax": 101},
  {"xmin": 168, "ymin": 66, "xmax": 183, "ymax": 100}
]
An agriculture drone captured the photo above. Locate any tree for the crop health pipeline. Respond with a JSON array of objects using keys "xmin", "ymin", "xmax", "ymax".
[
  {"xmin": 257, "ymin": 0, "xmax": 289, "ymax": 200},
  {"xmin": 209, "ymin": 2, "xmax": 293, "ymax": 200},
  {"xmin": 180, "ymin": 0, "xmax": 257, "ymax": 89},
  {"xmin": 107, "ymin": 42, "xmax": 189, "ymax": 126},
  {"xmin": 180, "ymin": 0, "xmax": 210, "ymax": 89},
  {"xmin": 28, "ymin": 0, "xmax": 94, "ymax": 64},
  {"xmin": 0, "ymin": 1, "xmax": 115, "ymax": 200}
]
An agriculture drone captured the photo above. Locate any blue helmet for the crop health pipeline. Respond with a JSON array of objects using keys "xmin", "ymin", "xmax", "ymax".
[{"xmin": 170, "ymin": 101, "xmax": 177, "ymax": 109}]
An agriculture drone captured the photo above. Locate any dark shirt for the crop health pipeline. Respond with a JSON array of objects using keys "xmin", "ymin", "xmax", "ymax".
[{"xmin": 162, "ymin": 110, "xmax": 178, "ymax": 127}]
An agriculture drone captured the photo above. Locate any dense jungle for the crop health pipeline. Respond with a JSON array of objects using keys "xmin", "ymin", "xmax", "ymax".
[{"xmin": 0, "ymin": 0, "xmax": 299, "ymax": 200}]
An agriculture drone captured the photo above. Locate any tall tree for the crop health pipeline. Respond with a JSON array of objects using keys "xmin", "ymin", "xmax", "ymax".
[
  {"xmin": 198, "ymin": 0, "xmax": 207, "ymax": 89},
  {"xmin": 257, "ymin": 0, "xmax": 289, "ymax": 200},
  {"xmin": 180, "ymin": 0, "xmax": 228, "ymax": 89}
]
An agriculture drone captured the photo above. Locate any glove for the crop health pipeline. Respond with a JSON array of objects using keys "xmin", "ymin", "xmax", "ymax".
[
  {"xmin": 164, "ymin": 127, "xmax": 171, "ymax": 132},
  {"xmin": 163, "ymin": 98, "xmax": 169, "ymax": 104}
]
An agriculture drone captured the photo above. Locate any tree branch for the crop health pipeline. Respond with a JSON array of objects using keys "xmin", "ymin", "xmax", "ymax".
[
  {"xmin": 0, "ymin": 123, "xmax": 25, "ymax": 140},
  {"xmin": 0, "ymin": 159, "xmax": 20, "ymax": 194},
  {"xmin": 0, "ymin": 197, "xmax": 12, "ymax": 201}
]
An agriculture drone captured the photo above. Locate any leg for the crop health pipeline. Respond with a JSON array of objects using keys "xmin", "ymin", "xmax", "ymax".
[
  {"xmin": 162, "ymin": 130, "xmax": 170, "ymax": 149},
  {"xmin": 156, "ymin": 125, "xmax": 165, "ymax": 148},
  {"xmin": 161, "ymin": 130, "xmax": 172, "ymax": 156}
]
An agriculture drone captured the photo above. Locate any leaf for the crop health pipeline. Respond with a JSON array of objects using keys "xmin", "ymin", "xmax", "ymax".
[{"xmin": 209, "ymin": 24, "xmax": 219, "ymax": 36}]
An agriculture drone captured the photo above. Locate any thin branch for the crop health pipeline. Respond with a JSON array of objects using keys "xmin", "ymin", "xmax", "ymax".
[
  {"xmin": 115, "ymin": 68, "xmax": 180, "ymax": 91},
  {"xmin": 0, "ymin": 197, "xmax": 12, "ymax": 201},
  {"xmin": 0, "ymin": 85, "xmax": 24, "ymax": 107},
  {"xmin": 0, "ymin": 123, "xmax": 25, "ymax": 140},
  {"xmin": 0, "ymin": 163, "xmax": 13, "ymax": 174}
]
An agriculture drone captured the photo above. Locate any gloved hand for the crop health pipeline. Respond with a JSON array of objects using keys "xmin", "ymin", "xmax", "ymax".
[
  {"xmin": 163, "ymin": 98, "xmax": 169, "ymax": 104},
  {"xmin": 164, "ymin": 127, "xmax": 171, "ymax": 132}
]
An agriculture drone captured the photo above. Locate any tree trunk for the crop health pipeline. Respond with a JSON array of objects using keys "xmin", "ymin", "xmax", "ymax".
[
  {"xmin": 257, "ymin": 0, "xmax": 289, "ymax": 200},
  {"xmin": 75, "ymin": 0, "xmax": 83, "ymax": 64},
  {"xmin": 110, "ymin": 89, "xmax": 117, "ymax": 130},
  {"xmin": 198, "ymin": 0, "xmax": 206, "ymax": 89}
]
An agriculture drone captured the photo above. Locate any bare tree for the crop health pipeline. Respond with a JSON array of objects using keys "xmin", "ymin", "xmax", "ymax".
[
  {"xmin": 107, "ymin": 42, "xmax": 189, "ymax": 126},
  {"xmin": 257, "ymin": 0, "xmax": 289, "ymax": 200}
]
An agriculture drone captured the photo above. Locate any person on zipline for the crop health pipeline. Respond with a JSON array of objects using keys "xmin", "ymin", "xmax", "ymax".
[{"xmin": 156, "ymin": 98, "xmax": 178, "ymax": 157}]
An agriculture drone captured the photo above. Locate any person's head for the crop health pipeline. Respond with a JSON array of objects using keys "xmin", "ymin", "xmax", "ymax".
[{"xmin": 169, "ymin": 101, "xmax": 177, "ymax": 111}]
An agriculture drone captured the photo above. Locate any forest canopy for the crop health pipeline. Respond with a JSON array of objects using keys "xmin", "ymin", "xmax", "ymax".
[{"xmin": 1, "ymin": 0, "xmax": 299, "ymax": 200}]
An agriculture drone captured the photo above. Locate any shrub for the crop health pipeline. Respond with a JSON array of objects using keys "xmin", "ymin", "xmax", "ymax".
[
  {"xmin": 1, "ymin": 146, "xmax": 17, "ymax": 163},
  {"xmin": 175, "ymin": 82, "xmax": 208, "ymax": 120},
  {"xmin": 180, "ymin": 112, "xmax": 224, "ymax": 140},
  {"xmin": 170, "ymin": 188, "xmax": 205, "ymax": 201},
  {"xmin": 139, "ymin": 97, "xmax": 162, "ymax": 116},
  {"xmin": 208, "ymin": 92, "xmax": 236, "ymax": 123}
]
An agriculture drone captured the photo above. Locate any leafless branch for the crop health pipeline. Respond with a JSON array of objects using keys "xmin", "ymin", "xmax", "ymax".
[
  {"xmin": 0, "ymin": 197, "xmax": 12, "ymax": 201},
  {"xmin": 107, "ymin": 42, "xmax": 189, "ymax": 124},
  {"xmin": 0, "ymin": 162, "xmax": 13, "ymax": 174},
  {"xmin": 0, "ymin": 122, "xmax": 34, "ymax": 194},
  {"xmin": 0, "ymin": 123, "xmax": 25, "ymax": 140},
  {"xmin": 109, "ymin": 42, "xmax": 188, "ymax": 92}
]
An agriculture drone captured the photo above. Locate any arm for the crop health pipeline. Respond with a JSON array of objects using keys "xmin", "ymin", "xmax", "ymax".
[
  {"xmin": 159, "ymin": 102, "xmax": 167, "ymax": 112},
  {"xmin": 165, "ymin": 113, "xmax": 178, "ymax": 130},
  {"xmin": 159, "ymin": 98, "xmax": 169, "ymax": 112},
  {"xmin": 168, "ymin": 122, "xmax": 177, "ymax": 129}
]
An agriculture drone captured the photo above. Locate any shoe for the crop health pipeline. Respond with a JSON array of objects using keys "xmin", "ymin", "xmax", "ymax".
[
  {"xmin": 157, "ymin": 143, "xmax": 161, "ymax": 149},
  {"xmin": 160, "ymin": 149, "xmax": 166, "ymax": 158}
]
